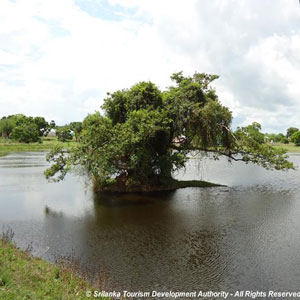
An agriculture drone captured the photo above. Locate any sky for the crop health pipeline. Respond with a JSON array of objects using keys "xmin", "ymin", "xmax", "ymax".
[{"xmin": 0, "ymin": 0, "xmax": 300, "ymax": 132}]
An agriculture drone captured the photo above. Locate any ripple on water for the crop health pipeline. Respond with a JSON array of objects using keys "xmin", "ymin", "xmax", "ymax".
[{"xmin": 1, "ymin": 152, "xmax": 300, "ymax": 292}]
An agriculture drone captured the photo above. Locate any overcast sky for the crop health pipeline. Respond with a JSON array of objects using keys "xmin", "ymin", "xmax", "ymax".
[{"xmin": 1, "ymin": 0, "xmax": 299, "ymax": 132}]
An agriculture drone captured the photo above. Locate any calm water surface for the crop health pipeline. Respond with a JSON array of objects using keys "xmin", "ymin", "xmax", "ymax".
[{"xmin": 1, "ymin": 152, "xmax": 300, "ymax": 297}]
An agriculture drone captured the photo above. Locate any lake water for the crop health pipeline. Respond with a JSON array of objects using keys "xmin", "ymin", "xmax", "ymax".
[{"xmin": 1, "ymin": 152, "xmax": 300, "ymax": 298}]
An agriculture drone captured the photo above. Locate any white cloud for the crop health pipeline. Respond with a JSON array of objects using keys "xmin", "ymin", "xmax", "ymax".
[
  {"xmin": 0, "ymin": 0, "xmax": 300, "ymax": 132},
  {"xmin": 246, "ymin": 34, "xmax": 300, "ymax": 101}
]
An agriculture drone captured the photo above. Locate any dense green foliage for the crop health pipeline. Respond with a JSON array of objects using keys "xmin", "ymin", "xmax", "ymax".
[
  {"xmin": 265, "ymin": 132, "xmax": 286, "ymax": 143},
  {"xmin": 69, "ymin": 122, "xmax": 83, "ymax": 141},
  {"xmin": 290, "ymin": 131, "xmax": 300, "ymax": 146},
  {"xmin": 281, "ymin": 137, "xmax": 289, "ymax": 144},
  {"xmin": 0, "ymin": 118, "xmax": 15, "ymax": 137},
  {"xmin": 286, "ymin": 127, "xmax": 299, "ymax": 138},
  {"xmin": 56, "ymin": 126, "xmax": 73, "ymax": 142},
  {"xmin": 0, "ymin": 114, "xmax": 53, "ymax": 143},
  {"xmin": 10, "ymin": 122, "xmax": 41, "ymax": 143},
  {"xmin": 0, "ymin": 114, "xmax": 23, "ymax": 137},
  {"xmin": 45, "ymin": 72, "xmax": 293, "ymax": 191}
]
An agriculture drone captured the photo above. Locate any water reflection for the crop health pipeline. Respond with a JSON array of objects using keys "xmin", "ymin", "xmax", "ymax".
[{"xmin": 1, "ymin": 152, "xmax": 300, "ymax": 293}]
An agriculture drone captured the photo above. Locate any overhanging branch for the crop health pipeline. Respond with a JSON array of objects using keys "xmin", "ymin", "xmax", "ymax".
[{"xmin": 171, "ymin": 145, "xmax": 245, "ymax": 162}]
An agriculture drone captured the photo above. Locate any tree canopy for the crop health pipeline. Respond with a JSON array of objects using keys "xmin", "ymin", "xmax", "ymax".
[
  {"xmin": 69, "ymin": 122, "xmax": 82, "ymax": 141},
  {"xmin": 0, "ymin": 114, "xmax": 24, "ymax": 138},
  {"xmin": 0, "ymin": 114, "xmax": 52, "ymax": 142},
  {"xmin": 286, "ymin": 127, "xmax": 299, "ymax": 138},
  {"xmin": 0, "ymin": 117, "xmax": 15, "ymax": 138},
  {"xmin": 290, "ymin": 131, "xmax": 300, "ymax": 146},
  {"xmin": 45, "ymin": 72, "xmax": 294, "ymax": 192},
  {"xmin": 56, "ymin": 126, "xmax": 73, "ymax": 142}
]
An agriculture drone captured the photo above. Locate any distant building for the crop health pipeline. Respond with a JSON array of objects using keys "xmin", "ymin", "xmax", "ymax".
[{"xmin": 47, "ymin": 128, "xmax": 56, "ymax": 137}]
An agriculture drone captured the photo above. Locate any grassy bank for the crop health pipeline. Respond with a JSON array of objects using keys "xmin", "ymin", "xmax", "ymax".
[
  {"xmin": 0, "ymin": 137, "xmax": 74, "ymax": 157},
  {"xmin": 0, "ymin": 237, "xmax": 108, "ymax": 299},
  {"xmin": 272, "ymin": 142, "xmax": 300, "ymax": 153}
]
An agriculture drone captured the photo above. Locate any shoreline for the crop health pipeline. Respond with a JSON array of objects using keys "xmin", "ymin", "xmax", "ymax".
[
  {"xmin": 0, "ymin": 138, "xmax": 74, "ymax": 157},
  {"xmin": 97, "ymin": 179, "xmax": 224, "ymax": 193},
  {"xmin": 0, "ymin": 238, "xmax": 108, "ymax": 299}
]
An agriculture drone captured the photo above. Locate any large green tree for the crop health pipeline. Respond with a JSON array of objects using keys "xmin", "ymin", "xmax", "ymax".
[
  {"xmin": 56, "ymin": 126, "xmax": 73, "ymax": 142},
  {"xmin": 0, "ymin": 118, "xmax": 15, "ymax": 137},
  {"xmin": 32, "ymin": 116, "xmax": 50, "ymax": 137},
  {"xmin": 69, "ymin": 122, "xmax": 82, "ymax": 141},
  {"xmin": 0, "ymin": 114, "xmax": 52, "ymax": 142},
  {"xmin": 45, "ymin": 72, "xmax": 293, "ymax": 191},
  {"xmin": 10, "ymin": 122, "xmax": 41, "ymax": 143},
  {"xmin": 290, "ymin": 131, "xmax": 300, "ymax": 146},
  {"xmin": 286, "ymin": 127, "xmax": 299, "ymax": 138},
  {"xmin": 0, "ymin": 114, "xmax": 25, "ymax": 137},
  {"xmin": 11, "ymin": 115, "xmax": 49, "ymax": 143}
]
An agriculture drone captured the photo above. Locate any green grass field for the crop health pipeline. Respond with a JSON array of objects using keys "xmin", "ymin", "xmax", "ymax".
[
  {"xmin": 0, "ymin": 137, "xmax": 75, "ymax": 157},
  {"xmin": 0, "ymin": 238, "xmax": 108, "ymax": 299},
  {"xmin": 272, "ymin": 142, "xmax": 300, "ymax": 153}
]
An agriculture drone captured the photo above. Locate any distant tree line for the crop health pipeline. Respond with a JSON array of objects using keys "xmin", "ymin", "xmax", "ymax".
[
  {"xmin": 1, "ymin": 113, "xmax": 299, "ymax": 148},
  {"xmin": 0, "ymin": 114, "xmax": 55, "ymax": 143},
  {"xmin": 55, "ymin": 122, "xmax": 82, "ymax": 142},
  {"xmin": 265, "ymin": 127, "xmax": 300, "ymax": 146},
  {"xmin": 0, "ymin": 114, "xmax": 82, "ymax": 143}
]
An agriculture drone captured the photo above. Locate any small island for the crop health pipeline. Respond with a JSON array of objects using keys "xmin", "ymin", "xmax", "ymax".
[{"xmin": 44, "ymin": 72, "xmax": 293, "ymax": 193}]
